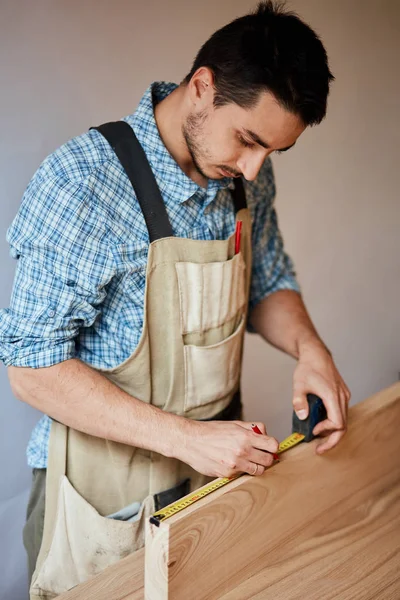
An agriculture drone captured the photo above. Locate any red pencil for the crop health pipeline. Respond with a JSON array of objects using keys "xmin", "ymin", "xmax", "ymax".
[
  {"xmin": 251, "ymin": 423, "xmax": 279, "ymax": 461},
  {"xmin": 235, "ymin": 220, "xmax": 242, "ymax": 254}
]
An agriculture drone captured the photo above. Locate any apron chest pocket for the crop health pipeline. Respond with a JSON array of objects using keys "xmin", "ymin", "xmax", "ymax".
[{"xmin": 175, "ymin": 253, "xmax": 246, "ymax": 336}]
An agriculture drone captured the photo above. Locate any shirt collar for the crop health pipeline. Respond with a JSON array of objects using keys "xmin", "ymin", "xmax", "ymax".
[{"xmin": 125, "ymin": 82, "xmax": 232, "ymax": 205}]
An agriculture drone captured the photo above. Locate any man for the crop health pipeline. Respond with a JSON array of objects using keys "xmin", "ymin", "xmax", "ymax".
[{"xmin": 0, "ymin": 1, "xmax": 350, "ymax": 597}]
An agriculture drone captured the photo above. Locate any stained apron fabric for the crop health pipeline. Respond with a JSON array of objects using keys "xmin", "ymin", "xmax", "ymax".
[{"xmin": 28, "ymin": 121, "xmax": 253, "ymax": 599}]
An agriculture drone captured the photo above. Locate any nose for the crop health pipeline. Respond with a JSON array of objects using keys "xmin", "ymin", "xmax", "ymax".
[{"xmin": 237, "ymin": 150, "xmax": 270, "ymax": 181}]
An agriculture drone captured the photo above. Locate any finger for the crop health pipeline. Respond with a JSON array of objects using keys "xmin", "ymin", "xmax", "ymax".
[
  {"xmin": 345, "ymin": 386, "xmax": 351, "ymax": 406},
  {"xmin": 246, "ymin": 463, "xmax": 265, "ymax": 477},
  {"xmin": 312, "ymin": 418, "xmax": 340, "ymax": 437},
  {"xmin": 292, "ymin": 392, "xmax": 309, "ymax": 420},
  {"xmin": 251, "ymin": 434, "xmax": 279, "ymax": 454},
  {"xmin": 315, "ymin": 385, "xmax": 344, "ymax": 429},
  {"xmin": 249, "ymin": 449, "xmax": 276, "ymax": 468},
  {"xmin": 315, "ymin": 429, "xmax": 345, "ymax": 454},
  {"xmin": 335, "ymin": 389, "xmax": 349, "ymax": 433},
  {"xmin": 340, "ymin": 391, "xmax": 349, "ymax": 422}
]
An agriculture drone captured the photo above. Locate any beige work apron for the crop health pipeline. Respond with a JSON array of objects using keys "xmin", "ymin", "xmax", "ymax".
[{"xmin": 29, "ymin": 124, "xmax": 252, "ymax": 599}]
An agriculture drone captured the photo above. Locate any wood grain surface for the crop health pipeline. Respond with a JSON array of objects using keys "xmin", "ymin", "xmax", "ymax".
[
  {"xmin": 146, "ymin": 383, "xmax": 400, "ymax": 600},
  {"xmin": 219, "ymin": 472, "xmax": 400, "ymax": 600}
]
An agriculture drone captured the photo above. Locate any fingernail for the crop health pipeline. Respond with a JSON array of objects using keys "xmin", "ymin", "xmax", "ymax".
[
  {"xmin": 296, "ymin": 409, "xmax": 308, "ymax": 420},
  {"xmin": 272, "ymin": 453, "xmax": 279, "ymax": 461}
]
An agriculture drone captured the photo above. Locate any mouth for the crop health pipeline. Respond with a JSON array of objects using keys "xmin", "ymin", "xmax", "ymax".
[{"xmin": 219, "ymin": 168, "xmax": 236, "ymax": 178}]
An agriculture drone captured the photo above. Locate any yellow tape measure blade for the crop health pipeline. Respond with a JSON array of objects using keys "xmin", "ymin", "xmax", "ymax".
[
  {"xmin": 277, "ymin": 432, "xmax": 305, "ymax": 454},
  {"xmin": 150, "ymin": 475, "xmax": 239, "ymax": 525}
]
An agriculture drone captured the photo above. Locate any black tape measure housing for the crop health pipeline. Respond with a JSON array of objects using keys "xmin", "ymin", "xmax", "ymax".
[{"xmin": 292, "ymin": 394, "xmax": 327, "ymax": 442}]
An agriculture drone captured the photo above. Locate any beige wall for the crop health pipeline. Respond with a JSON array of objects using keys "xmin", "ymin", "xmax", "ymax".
[{"xmin": 0, "ymin": 1, "xmax": 399, "ymax": 597}]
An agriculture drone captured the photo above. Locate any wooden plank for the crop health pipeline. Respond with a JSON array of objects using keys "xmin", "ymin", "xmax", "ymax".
[
  {"xmin": 145, "ymin": 383, "xmax": 400, "ymax": 600},
  {"xmin": 57, "ymin": 548, "xmax": 144, "ymax": 600},
  {"xmin": 57, "ymin": 383, "xmax": 400, "ymax": 599},
  {"xmin": 218, "ymin": 472, "xmax": 400, "ymax": 600}
]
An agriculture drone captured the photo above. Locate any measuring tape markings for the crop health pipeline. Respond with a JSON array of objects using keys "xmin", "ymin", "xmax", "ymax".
[
  {"xmin": 278, "ymin": 432, "xmax": 305, "ymax": 453},
  {"xmin": 150, "ymin": 432, "xmax": 306, "ymax": 525}
]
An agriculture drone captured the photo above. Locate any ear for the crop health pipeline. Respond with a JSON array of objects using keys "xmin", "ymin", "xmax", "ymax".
[{"xmin": 187, "ymin": 67, "xmax": 215, "ymax": 108}]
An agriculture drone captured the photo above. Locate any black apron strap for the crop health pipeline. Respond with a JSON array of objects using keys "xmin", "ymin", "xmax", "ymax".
[
  {"xmin": 230, "ymin": 177, "xmax": 248, "ymax": 213},
  {"xmin": 92, "ymin": 121, "xmax": 174, "ymax": 242}
]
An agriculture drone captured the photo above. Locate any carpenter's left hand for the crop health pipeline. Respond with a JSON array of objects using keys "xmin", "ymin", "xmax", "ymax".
[{"xmin": 293, "ymin": 341, "xmax": 351, "ymax": 454}]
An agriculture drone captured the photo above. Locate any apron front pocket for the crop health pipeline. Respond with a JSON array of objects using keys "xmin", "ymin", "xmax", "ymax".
[
  {"xmin": 31, "ymin": 475, "xmax": 154, "ymax": 597},
  {"xmin": 176, "ymin": 253, "xmax": 246, "ymax": 337},
  {"xmin": 184, "ymin": 316, "xmax": 246, "ymax": 411}
]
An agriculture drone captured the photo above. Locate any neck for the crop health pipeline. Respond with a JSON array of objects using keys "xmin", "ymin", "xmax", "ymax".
[{"xmin": 154, "ymin": 86, "xmax": 207, "ymax": 187}]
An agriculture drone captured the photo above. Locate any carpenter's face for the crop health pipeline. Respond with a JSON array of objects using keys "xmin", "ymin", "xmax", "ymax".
[{"xmin": 182, "ymin": 90, "xmax": 306, "ymax": 181}]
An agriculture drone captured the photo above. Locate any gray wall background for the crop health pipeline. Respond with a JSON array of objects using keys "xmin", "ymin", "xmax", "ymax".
[{"xmin": 0, "ymin": 1, "xmax": 399, "ymax": 598}]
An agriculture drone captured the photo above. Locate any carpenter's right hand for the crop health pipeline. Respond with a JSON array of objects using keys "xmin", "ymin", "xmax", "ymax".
[{"xmin": 176, "ymin": 419, "xmax": 279, "ymax": 478}]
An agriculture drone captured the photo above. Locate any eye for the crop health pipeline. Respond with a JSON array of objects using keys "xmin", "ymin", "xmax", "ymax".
[{"xmin": 238, "ymin": 135, "xmax": 255, "ymax": 149}]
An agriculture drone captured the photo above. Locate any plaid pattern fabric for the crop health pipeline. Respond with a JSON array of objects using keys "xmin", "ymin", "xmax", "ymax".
[{"xmin": 0, "ymin": 82, "xmax": 300, "ymax": 468}]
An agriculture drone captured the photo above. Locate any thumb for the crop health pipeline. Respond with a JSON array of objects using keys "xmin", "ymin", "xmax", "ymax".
[{"xmin": 293, "ymin": 394, "xmax": 309, "ymax": 421}]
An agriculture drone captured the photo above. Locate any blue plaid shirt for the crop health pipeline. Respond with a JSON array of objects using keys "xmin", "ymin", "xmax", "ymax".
[{"xmin": 0, "ymin": 82, "xmax": 300, "ymax": 468}]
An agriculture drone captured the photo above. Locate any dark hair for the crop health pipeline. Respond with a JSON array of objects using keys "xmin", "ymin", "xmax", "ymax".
[{"xmin": 183, "ymin": 1, "xmax": 334, "ymax": 126}]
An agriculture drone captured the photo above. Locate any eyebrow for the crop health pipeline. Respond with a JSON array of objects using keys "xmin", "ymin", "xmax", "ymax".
[{"xmin": 243, "ymin": 128, "xmax": 296, "ymax": 152}]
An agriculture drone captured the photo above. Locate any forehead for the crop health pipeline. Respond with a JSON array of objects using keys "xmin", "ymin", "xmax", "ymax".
[{"xmin": 217, "ymin": 91, "xmax": 306, "ymax": 148}]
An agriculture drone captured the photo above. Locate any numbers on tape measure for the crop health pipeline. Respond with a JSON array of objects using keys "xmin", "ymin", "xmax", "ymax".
[{"xmin": 278, "ymin": 433, "xmax": 305, "ymax": 454}]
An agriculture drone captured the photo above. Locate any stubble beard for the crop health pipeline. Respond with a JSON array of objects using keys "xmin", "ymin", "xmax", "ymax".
[{"xmin": 182, "ymin": 110, "xmax": 213, "ymax": 181}]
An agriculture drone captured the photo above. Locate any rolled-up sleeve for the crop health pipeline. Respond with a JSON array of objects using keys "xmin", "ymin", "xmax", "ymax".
[
  {"xmin": 249, "ymin": 159, "xmax": 300, "ymax": 315},
  {"xmin": 0, "ymin": 170, "xmax": 115, "ymax": 368}
]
